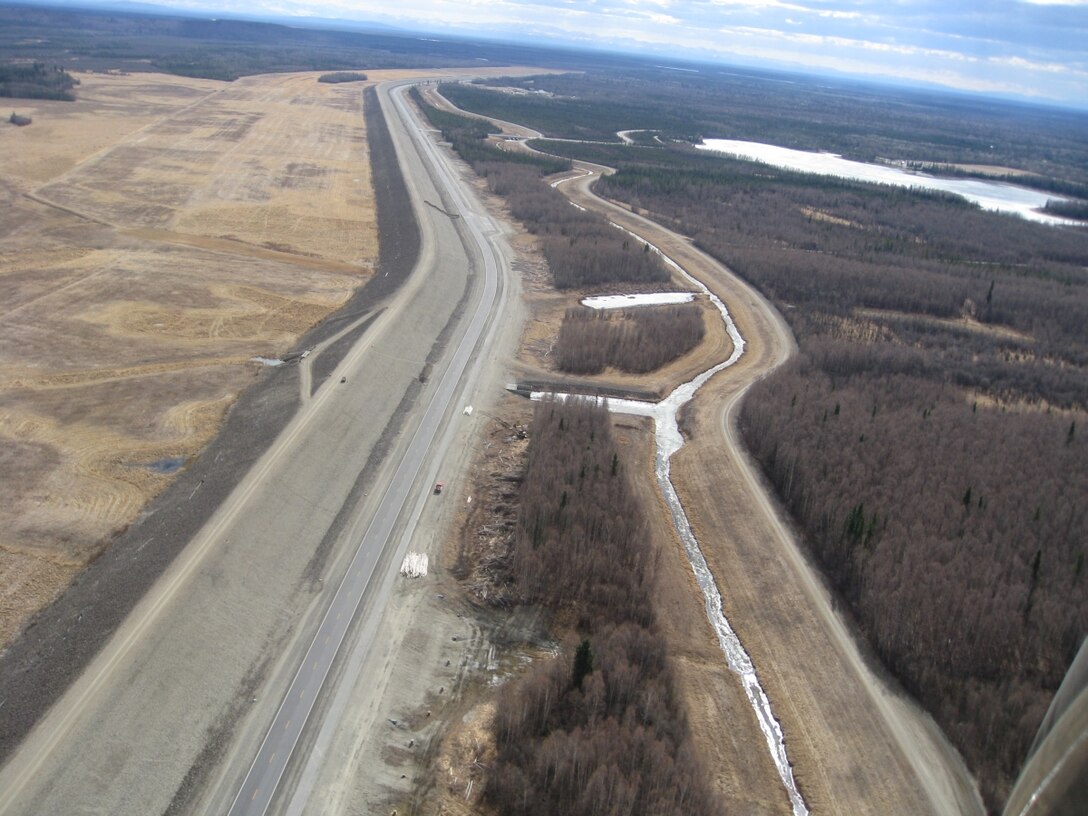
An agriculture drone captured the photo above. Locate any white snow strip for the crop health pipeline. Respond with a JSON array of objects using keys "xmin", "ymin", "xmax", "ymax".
[
  {"xmin": 399, "ymin": 552, "xmax": 428, "ymax": 578},
  {"xmin": 581, "ymin": 292, "xmax": 694, "ymax": 310}
]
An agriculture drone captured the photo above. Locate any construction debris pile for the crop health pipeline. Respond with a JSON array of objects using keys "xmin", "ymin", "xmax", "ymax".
[
  {"xmin": 454, "ymin": 414, "xmax": 530, "ymax": 606},
  {"xmin": 399, "ymin": 552, "xmax": 429, "ymax": 578}
]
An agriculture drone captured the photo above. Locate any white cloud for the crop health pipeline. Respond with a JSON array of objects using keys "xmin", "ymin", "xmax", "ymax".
[
  {"xmin": 115, "ymin": 0, "xmax": 1088, "ymax": 106},
  {"xmin": 991, "ymin": 55, "xmax": 1088, "ymax": 76},
  {"xmin": 816, "ymin": 9, "xmax": 862, "ymax": 19},
  {"xmin": 719, "ymin": 26, "xmax": 980, "ymax": 62}
]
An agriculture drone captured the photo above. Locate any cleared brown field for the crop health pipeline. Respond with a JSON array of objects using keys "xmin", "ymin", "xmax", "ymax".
[{"xmin": 0, "ymin": 71, "xmax": 377, "ymax": 647}]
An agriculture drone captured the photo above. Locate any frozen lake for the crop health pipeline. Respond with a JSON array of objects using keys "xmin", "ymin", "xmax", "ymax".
[{"xmin": 696, "ymin": 138, "xmax": 1078, "ymax": 227}]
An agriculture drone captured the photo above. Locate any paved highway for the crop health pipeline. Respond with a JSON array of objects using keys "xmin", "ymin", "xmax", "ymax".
[
  {"xmin": 226, "ymin": 80, "xmax": 509, "ymax": 815},
  {"xmin": 0, "ymin": 76, "xmax": 511, "ymax": 816}
]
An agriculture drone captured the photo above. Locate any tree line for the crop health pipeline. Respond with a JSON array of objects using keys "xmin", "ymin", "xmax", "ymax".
[
  {"xmin": 556, "ymin": 304, "xmax": 704, "ymax": 375},
  {"xmin": 741, "ymin": 366, "xmax": 1087, "ymax": 801},
  {"xmin": 417, "ymin": 87, "xmax": 719, "ymax": 806},
  {"xmin": 0, "ymin": 61, "xmax": 78, "ymax": 101},
  {"xmin": 444, "ymin": 70, "xmax": 1088, "ymax": 189},
  {"xmin": 412, "ymin": 87, "xmax": 569, "ymax": 175},
  {"xmin": 487, "ymin": 399, "xmax": 718, "ymax": 815},
  {"xmin": 317, "ymin": 71, "xmax": 367, "ymax": 83}
]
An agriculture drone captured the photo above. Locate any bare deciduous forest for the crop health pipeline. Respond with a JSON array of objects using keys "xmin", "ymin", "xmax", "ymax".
[
  {"xmin": 526, "ymin": 135, "xmax": 1088, "ymax": 810},
  {"xmin": 487, "ymin": 399, "xmax": 717, "ymax": 816},
  {"xmin": 434, "ymin": 73, "xmax": 1088, "ymax": 809},
  {"xmin": 443, "ymin": 73, "xmax": 1088, "ymax": 191},
  {"xmin": 556, "ymin": 304, "xmax": 704, "ymax": 374},
  {"xmin": 487, "ymin": 162, "xmax": 669, "ymax": 288}
]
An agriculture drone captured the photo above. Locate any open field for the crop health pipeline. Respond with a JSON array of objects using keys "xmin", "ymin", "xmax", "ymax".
[{"xmin": 0, "ymin": 70, "xmax": 377, "ymax": 648}]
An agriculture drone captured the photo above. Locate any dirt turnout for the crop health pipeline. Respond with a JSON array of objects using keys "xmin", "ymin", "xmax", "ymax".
[{"xmin": 0, "ymin": 71, "xmax": 377, "ymax": 647}]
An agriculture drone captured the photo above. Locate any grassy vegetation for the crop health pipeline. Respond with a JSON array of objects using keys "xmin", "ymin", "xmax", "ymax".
[
  {"xmin": 555, "ymin": 304, "xmax": 704, "ymax": 375},
  {"xmin": 0, "ymin": 61, "xmax": 78, "ymax": 100},
  {"xmin": 450, "ymin": 81, "xmax": 1088, "ymax": 810},
  {"xmin": 488, "ymin": 399, "xmax": 717, "ymax": 815}
]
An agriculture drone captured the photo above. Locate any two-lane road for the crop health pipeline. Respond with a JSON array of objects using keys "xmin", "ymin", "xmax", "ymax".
[{"xmin": 226, "ymin": 79, "xmax": 511, "ymax": 815}]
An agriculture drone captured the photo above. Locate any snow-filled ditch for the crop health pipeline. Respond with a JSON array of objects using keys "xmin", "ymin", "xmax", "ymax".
[{"xmin": 532, "ymin": 221, "xmax": 809, "ymax": 816}]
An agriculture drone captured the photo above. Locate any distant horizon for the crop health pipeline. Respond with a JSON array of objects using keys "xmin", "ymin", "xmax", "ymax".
[{"xmin": 7, "ymin": 0, "xmax": 1088, "ymax": 111}]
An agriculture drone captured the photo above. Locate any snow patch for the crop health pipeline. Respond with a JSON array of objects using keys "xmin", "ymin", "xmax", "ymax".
[{"xmin": 581, "ymin": 292, "xmax": 695, "ymax": 310}]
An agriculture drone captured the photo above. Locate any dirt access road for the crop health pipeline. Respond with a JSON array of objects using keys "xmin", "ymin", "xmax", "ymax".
[{"xmin": 435, "ymin": 88, "xmax": 985, "ymax": 814}]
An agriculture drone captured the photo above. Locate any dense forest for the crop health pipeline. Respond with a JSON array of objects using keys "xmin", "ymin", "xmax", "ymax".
[
  {"xmin": 445, "ymin": 81, "xmax": 1088, "ymax": 810},
  {"xmin": 488, "ymin": 399, "xmax": 717, "ymax": 815},
  {"xmin": 0, "ymin": 61, "xmax": 78, "ymax": 100},
  {"xmin": 1044, "ymin": 198, "xmax": 1088, "ymax": 221},
  {"xmin": 531, "ymin": 138, "xmax": 1087, "ymax": 811},
  {"xmin": 556, "ymin": 304, "xmax": 704, "ymax": 374},
  {"xmin": 417, "ymin": 90, "xmax": 719, "ymax": 810}
]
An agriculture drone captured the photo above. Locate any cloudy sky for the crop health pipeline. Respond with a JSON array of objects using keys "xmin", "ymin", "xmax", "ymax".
[{"xmin": 149, "ymin": 0, "xmax": 1088, "ymax": 105}]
